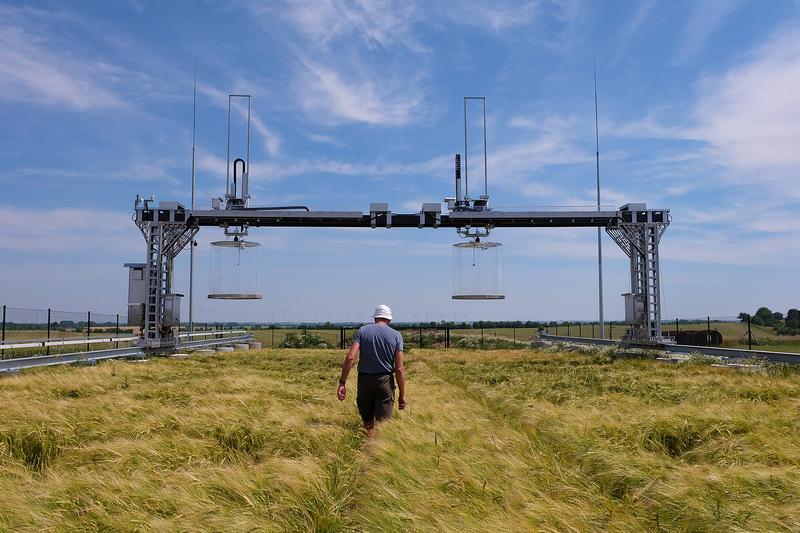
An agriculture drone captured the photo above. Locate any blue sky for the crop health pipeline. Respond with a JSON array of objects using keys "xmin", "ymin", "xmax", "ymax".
[{"xmin": 1, "ymin": 0, "xmax": 799, "ymax": 324}]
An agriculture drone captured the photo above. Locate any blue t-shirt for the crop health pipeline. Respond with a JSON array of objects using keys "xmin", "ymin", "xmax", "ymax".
[{"xmin": 353, "ymin": 323, "xmax": 404, "ymax": 374}]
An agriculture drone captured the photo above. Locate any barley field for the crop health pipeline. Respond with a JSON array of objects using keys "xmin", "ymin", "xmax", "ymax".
[{"xmin": 1, "ymin": 348, "xmax": 800, "ymax": 531}]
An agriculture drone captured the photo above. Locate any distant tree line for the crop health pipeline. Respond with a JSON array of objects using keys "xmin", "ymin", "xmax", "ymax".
[{"xmin": 738, "ymin": 307, "xmax": 799, "ymax": 335}]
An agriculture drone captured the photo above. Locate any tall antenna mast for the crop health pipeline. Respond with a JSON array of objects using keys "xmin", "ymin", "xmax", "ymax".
[
  {"xmin": 594, "ymin": 58, "xmax": 605, "ymax": 339},
  {"xmin": 189, "ymin": 60, "xmax": 197, "ymax": 332}
]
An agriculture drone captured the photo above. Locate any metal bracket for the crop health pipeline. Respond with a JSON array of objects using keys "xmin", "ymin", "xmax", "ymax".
[
  {"xmin": 419, "ymin": 203, "xmax": 442, "ymax": 228},
  {"xmin": 370, "ymin": 203, "xmax": 391, "ymax": 228}
]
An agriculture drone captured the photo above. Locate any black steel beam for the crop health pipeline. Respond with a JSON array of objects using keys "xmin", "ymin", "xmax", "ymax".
[{"xmin": 185, "ymin": 209, "xmax": 623, "ymax": 229}]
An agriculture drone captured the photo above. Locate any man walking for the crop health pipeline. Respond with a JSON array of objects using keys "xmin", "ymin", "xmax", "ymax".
[{"xmin": 337, "ymin": 304, "xmax": 406, "ymax": 433}]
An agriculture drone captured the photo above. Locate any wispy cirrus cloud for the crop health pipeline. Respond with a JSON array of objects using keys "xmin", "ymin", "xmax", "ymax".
[
  {"xmin": 244, "ymin": 0, "xmax": 583, "ymax": 126},
  {"xmin": 197, "ymin": 83, "xmax": 282, "ymax": 157},
  {"xmin": 0, "ymin": 206, "xmax": 139, "ymax": 253},
  {"xmin": 675, "ymin": 0, "xmax": 744, "ymax": 63},
  {"xmin": 0, "ymin": 8, "xmax": 123, "ymax": 111}
]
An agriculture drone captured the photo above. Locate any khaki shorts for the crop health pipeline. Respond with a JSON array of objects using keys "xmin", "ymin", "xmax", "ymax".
[{"xmin": 356, "ymin": 373, "xmax": 394, "ymax": 426}]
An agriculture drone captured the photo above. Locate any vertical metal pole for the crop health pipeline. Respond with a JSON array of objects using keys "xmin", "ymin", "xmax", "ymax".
[
  {"xmin": 463, "ymin": 98, "xmax": 469, "ymax": 198},
  {"xmin": 594, "ymin": 59, "xmax": 605, "ymax": 340},
  {"xmin": 189, "ymin": 63, "xmax": 197, "ymax": 333},
  {"xmin": 610, "ymin": 323, "xmax": 613, "ymax": 339},
  {"xmin": 747, "ymin": 315, "xmax": 752, "ymax": 350},
  {"xmin": 592, "ymin": 323, "xmax": 595, "ymax": 338},
  {"xmin": 226, "ymin": 96, "xmax": 232, "ymax": 196},
  {"xmin": 46, "ymin": 308, "xmax": 51, "ymax": 356},
  {"xmin": 116, "ymin": 314, "xmax": 120, "ymax": 349},
  {"xmin": 707, "ymin": 316, "xmax": 711, "ymax": 347},
  {"xmin": 446, "ymin": 327, "xmax": 450, "ymax": 349},
  {"xmin": 87, "ymin": 311, "xmax": 91, "ymax": 342},
  {"xmin": 1, "ymin": 304, "xmax": 5, "ymax": 342},
  {"xmin": 482, "ymin": 97, "xmax": 488, "ymax": 197},
  {"xmin": 579, "ymin": 323, "xmax": 582, "ymax": 337},
  {"xmin": 567, "ymin": 323, "xmax": 571, "ymax": 336},
  {"xmin": 676, "ymin": 318, "xmax": 679, "ymax": 335}
]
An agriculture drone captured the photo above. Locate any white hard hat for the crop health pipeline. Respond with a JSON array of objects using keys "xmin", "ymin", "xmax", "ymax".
[{"xmin": 373, "ymin": 304, "xmax": 393, "ymax": 320}]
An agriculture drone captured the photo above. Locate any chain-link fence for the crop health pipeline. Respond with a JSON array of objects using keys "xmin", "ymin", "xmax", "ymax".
[
  {"xmin": 1, "ymin": 305, "xmax": 131, "ymax": 359},
  {"xmin": 542, "ymin": 314, "xmax": 800, "ymax": 353},
  {"xmin": 5, "ymin": 302, "xmax": 798, "ymax": 358},
  {"xmin": 240, "ymin": 324, "xmax": 541, "ymax": 350}
]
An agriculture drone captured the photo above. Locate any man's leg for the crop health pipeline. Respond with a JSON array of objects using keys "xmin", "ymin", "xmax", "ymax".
[
  {"xmin": 373, "ymin": 374, "xmax": 395, "ymax": 423},
  {"xmin": 356, "ymin": 374, "xmax": 376, "ymax": 431}
]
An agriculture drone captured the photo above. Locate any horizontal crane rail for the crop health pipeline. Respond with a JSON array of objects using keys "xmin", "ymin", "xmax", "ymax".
[{"xmin": 185, "ymin": 209, "xmax": 622, "ymax": 228}]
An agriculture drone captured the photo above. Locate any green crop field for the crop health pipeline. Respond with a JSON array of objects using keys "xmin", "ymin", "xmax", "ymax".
[{"xmin": 2, "ymin": 348, "xmax": 800, "ymax": 531}]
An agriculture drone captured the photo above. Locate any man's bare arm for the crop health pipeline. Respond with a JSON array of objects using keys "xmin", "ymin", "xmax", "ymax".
[
  {"xmin": 394, "ymin": 349, "xmax": 406, "ymax": 409},
  {"xmin": 337, "ymin": 341, "xmax": 359, "ymax": 401}
]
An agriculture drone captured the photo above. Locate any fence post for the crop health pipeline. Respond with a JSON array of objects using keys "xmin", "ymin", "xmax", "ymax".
[
  {"xmin": 579, "ymin": 323, "xmax": 582, "ymax": 337},
  {"xmin": 445, "ymin": 327, "xmax": 450, "ymax": 349},
  {"xmin": 676, "ymin": 318, "xmax": 679, "ymax": 335},
  {"xmin": 1, "ymin": 304, "xmax": 5, "ymax": 342},
  {"xmin": 610, "ymin": 323, "xmax": 613, "ymax": 339},
  {"xmin": 592, "ymin": 323, "xmax": 595, "ymax": 338},
  {"xmin": 707, "ymin": 316, "xmax": 711, "ymax": 347},
  {"xmin": 87, "ymin": 311, "xmax": 91, "ymax": 348},
  {"xmin": 116, "ymin": 314, "xmax": 120, "ymax": 348},
  {"xmin": 747, "ymin": 315, "xmax": 752, "ymax": 350},
  {"xmin": 47, "ymin": 308, "xmax": 51, "ymax": 355},
  {"xmin": 567, "ymin": 322, "xmax": 571, "ymax": 336}
]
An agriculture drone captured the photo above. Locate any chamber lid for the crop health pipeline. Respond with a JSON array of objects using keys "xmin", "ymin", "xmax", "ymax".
[
  {"xmin": 208, "ymin": 293, "xmax": 263, "ymax": 300},
  {"xmin": 210, "ymin": 240, "xmax": 260, "ymax": 248},
  {"xmin": 452, "ymin": 294, "xmax": 505, "ymax": 300},
  {"xmin": 453, "ymin": 241, "xmax": 502, "ymax": 250}
]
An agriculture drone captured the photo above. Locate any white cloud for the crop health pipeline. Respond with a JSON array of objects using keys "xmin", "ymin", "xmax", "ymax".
[
  {"xmin": 197, "ymin": 83, "xmax": 282, "ymax": 157},
  {"xmin": 0, "ymin": 206, "xmax": 139, "ymax": 254},
  {"xmin": 295, "ymin": 59, "xmax": 426, "ymax": 126},
  {"xmin": 0, "ymin": 14, "xmax": 123, "ymax": 110},
  {"xmin": 692, "ymin": 23, "xmax": 800, "ymax": 189},
  {"xmin": 675, "ymin": 0, "xmax": 743, "ymax": 63},
  {"xmin": 437, "ymin": 0, "xmax": 541, "ymax": 32},
  {"xmin": 245, "ymin": 0, "xmax": 582, "ymax": 126}
]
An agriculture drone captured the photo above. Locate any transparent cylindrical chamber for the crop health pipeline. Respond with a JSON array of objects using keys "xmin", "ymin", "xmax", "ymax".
[
  {"xmin": 452, "ymin": 240, "xmax": 505, "ymax": 300},
  {"xmin": 208, "ymin": 240, "xmax": 262, "ymax": 299}
]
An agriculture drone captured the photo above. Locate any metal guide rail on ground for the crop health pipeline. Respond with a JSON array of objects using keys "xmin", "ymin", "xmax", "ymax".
[
  {"xmin": 0, "ymin": 330, "xmax": 246, "ymax": 350},
  {"xmin": 0, "ymin": 332, "xmax": 252, "ymax": 373},
  {"xmin": 540, "ymin": 333, "xmax": 800, "ymax": 365}
]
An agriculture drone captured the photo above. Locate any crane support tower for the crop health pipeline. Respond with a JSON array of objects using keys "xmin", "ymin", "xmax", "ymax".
[{"xmin": 128, "ymin": 96, "xmax": 671, "ymax": 351}]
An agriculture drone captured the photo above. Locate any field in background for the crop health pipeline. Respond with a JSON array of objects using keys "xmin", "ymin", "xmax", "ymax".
[{"xmin": 2, "ymin": 348, "xmax": 800, "ymax": 530}]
